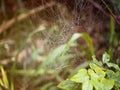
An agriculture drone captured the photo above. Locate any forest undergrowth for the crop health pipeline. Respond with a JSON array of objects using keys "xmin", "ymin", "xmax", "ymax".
[{"xmin": 0, "ymin": 0, "xmax": 120, "ymax": 90}]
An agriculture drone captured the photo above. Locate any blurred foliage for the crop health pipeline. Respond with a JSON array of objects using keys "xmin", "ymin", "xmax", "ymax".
[
  {"xmin": 0, "ymin": 66, "xmax": 14, "ymax": 90},
  {"xmin": 58, "ymin": 53, "xmax": 120, "ymax": 90},
  {"xmin": 13, "ymin": 32, "xmax": 94, "ymax": 90},
  {"xmin": 0, "ymin": 0, "xmax": 120, "ymax": 90}
]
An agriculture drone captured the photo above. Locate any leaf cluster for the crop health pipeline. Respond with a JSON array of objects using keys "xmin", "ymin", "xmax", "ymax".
[{"xmin": 58, "ymin": 53, "xmax": 120, "ymax": 90}]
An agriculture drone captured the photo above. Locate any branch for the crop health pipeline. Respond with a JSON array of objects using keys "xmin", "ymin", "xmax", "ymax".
[
  {"xmin": 0, "ymin": 2, "xmax": 56, "ymax": 34},
  {"xmin": 88, "ymin": 0, "xmax": 120, "ymax": 24},
  {"xmin": 88, "ymin": 0, "xmax": 109, "ymax": 17}
]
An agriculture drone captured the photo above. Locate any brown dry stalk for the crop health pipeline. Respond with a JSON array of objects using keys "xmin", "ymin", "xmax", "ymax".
[
  {"xmin": 88, "ymin": 0, "xmax": 120, "ymax": 24},
  {"xmin": 100, "ymin": 0, "xmax": 120, "ymax": 24},
  {"xmin": 88, "ymin": 0, "xmax": 109, "ymax": 17},
  {"xmin": 0, "ymin": 2, "xmax": 56, "ymax": 34}
]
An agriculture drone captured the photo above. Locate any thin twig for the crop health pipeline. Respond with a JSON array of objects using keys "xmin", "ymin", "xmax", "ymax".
[
  {"xmin": 100, "ymin": 0, "xmax": 120, "ymax": 24},
  {"xmin": 88, "ymin": 0, "xmax": 110, "ymax": 17},
  {"xmin": 88, "ymin": 0, "xmax": 120, "ymax": 24},
  {"xmin": 0, "ymin": 2, "xmax": 56, "ymax": 34}
]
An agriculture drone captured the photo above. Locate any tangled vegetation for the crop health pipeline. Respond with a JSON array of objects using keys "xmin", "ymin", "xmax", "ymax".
[{"xmin": 0, "ymin": 0, "xmax": 120, "ymax": 90}]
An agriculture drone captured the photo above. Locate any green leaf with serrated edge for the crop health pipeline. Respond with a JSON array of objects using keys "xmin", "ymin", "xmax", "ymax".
[
  {"xmin": 70, "ymin": 69, "xmax": 89, "ymax": 83},
  {"xmin": 102, "ymin": 52, "xmax": 110, "ymax": 63},
  {"xmin": 58, "ymin": 79, "xmax": 80, "ymax": 90},
  {"xmin": 82, "ymin": 79, "xmax": 93, "ymax": 90}
]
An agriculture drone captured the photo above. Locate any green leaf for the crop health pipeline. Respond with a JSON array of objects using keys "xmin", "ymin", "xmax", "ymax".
[
  {"xmin": 88, "ymin": 69, "xmax": 103, "ymax": 90},
  {"xmin": 39, "ymin": 33, "xmax": 81, "ymax": 69},
  {"xmin": 58, "ymin": 79, "xmax": 80, "ymax": 90},
  {"xmin": 0, "ymin": 66, "xmax": 9, "ymax": 89},
  {"xmin": 57, "ymin": 54, "xmax": 75, "ymax": 63},
  {"xmin": 89, "ymin": 63, "xmax": 105, "ymax": 77},
  {"xmin": 89, "ymin": 63, "xmax": 99, "ymax": 70},
  {"xmin": 92, "ymin": 56, "xmax": 102, "ymax": 67},
  {"xmin": 106, "ymin": 70, "xmax": 115, "ymax": 79},
  {"xmin": 47, "ymin": 45, "xmax": 66, "ymax": 63},
  {"xmin": 114, "ymin": 72, "xmax": 120, "ymax": 88},
  {"xmin": 109, "ymin": 16, "xmax": 115, "ymax": 44},
  {"xmin": 100, "ymin": 78, "xmax": 114, "ymax": 90},
  {"xmin": 80, "ymin": 33, "xmax": 94, "ymax": 55},
  {"xmin": 69, "ymin": 61, "xmax": 90, "ymax": 78},
  {"xmin": 88, "ymin": 69, "xmax": 114, "ymax": 90},
  {"xmin": 106, "ymin": 62, "xmax": 120, "ymax": 71},
  {"xmin": 102, "ymin": 52, "xmax": 110, "ymax": 63},
  {"xmin": 70, "ymin": 69, "xmax": 89, "ymax": 83},
  {"xmin": 39, "ymin": 44, "xmax": 66, "ymax": 69},
  {"xmin": 0, "ymin": 79, "xmax": 4, "ymax": 86},
  {"xmin": 41, "ymin": 82, "xmax": 54, "ymax": 90},
  {"xmin": 88, "ymin": 69, "xmax": 99, "ymax": 80},
  {"xmin": 82, "ymin": 80, "xmax": 93, "ymax": 90},
  {"xmin": 68, "ymin": 33, "xmax": 82, "ymax": 44},
  {"xmin": 106, "ymin": 70, "xmax": 120, "ymax": 88},
  {"xmin": 102, "ymin": 52, "xmax": 120, "ymax": 71},
  {"xmin": 62, "ymin": 33, "xmax": 94, "ymax": 56},
  {"xmin": 62, "ymin": 33, "xmax": 82, "ymax": 56},
  {"xmin": 94, "ymin": 66, "xmax": 106, "ymax": 78}
]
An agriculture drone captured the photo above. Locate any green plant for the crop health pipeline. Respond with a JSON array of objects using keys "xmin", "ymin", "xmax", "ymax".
[
  {"xmin": 0, "ymin": 66, "xmax": 9, "ymax": 90},
  {"xmin": 58, "ymin": 53, "xmax": 120, "ymax": 90},
  {"xmin": 14, "ymin": 33, "xmax": 94, "ymax": 75},
  {"xmin": 0, "ymin": 66, "xmax": 14, "ymax": 90},
  {"xmin": 13, "ymin": 33, "xmax": 94, "ymax": 89}
]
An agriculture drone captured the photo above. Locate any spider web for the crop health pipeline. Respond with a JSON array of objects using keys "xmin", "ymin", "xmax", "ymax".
[{"xmin": 19, "ymin": 0, "xmax": 103, "ymax": 71}]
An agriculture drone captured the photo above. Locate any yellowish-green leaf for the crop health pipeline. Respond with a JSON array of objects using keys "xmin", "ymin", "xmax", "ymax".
[
  {"xmin": 88, "ymin": 69, "xmax": 99, "ymax": 80},
  {"xmin": 70, "ymin": 69, "xmax": 89, "ymax": 83},
  {"xmin": 0, "ymin": 66, "xmax": 9, "ymax": 89},
  {"xmin": 58, "ymin": 79, "xmax": 80, "ymax": 90},
  {"xmin": 94, "ymin": 67, "xmax": 106, "ymax": 78},
  {"xmin": 88, "ymin": 69, "xmax": 103, "ymax": 90},
  {"xmin": 0, "ymin": 79, "xmax": 4, "ymax": 86},
  {"xmin": 89, "ymin": 63, "xmax": 105, "ymax": 77},
  {"xmin": 89, "ymin": 63, "xmax": 98, "ymax": 70},
  {"xmin": 100, "ymin": 78, "xmax": 114, "ymax": 90},
  {"xmin": 82, "ymin": 80, "xmax": 93, "ymax": 90}
]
